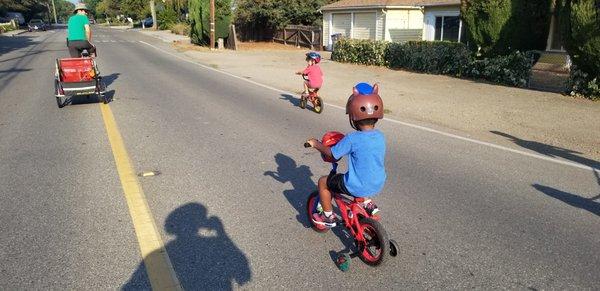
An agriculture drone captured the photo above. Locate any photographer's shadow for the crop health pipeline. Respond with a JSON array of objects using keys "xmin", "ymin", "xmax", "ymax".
[{"xmin": 123, "ymin": 203, "xmax": 251, "ymax": 290}]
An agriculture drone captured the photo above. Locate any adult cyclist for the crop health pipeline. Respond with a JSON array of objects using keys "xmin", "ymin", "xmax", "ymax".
[{"xmin": 67, "ymin": 3, "xmax": 96, "ymax": 57}]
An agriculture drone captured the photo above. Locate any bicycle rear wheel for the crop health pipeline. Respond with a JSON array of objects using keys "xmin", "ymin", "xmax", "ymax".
[{"xmin": 357, "ymin": 217, "xmax": 389, "ymax": 266}]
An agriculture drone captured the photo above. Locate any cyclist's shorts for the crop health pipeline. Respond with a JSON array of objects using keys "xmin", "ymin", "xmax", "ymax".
[{"xmin": 327, "ymin": 173, "xmax": 351, "ymax": 195}]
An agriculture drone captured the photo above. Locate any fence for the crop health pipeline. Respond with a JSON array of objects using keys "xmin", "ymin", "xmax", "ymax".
[{"xmin": 273, "ymin": 25, "xmax": 322, "ymax": 50}]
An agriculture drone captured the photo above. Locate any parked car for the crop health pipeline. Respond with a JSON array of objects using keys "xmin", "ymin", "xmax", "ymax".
[
  {"xmin": 28, "ymin": 19, "xmax": 47, "ymax": 32},
  {"xmin": 141, "ymin": 17, "xmax": 153, "ymax": 27},
  {"xmin": 6, "ymin": 12, "xmax": 25, "ymax": 26}
]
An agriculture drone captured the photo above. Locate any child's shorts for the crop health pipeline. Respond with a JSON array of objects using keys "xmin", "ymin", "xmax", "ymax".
[
  {"xmin": 327, "ymin": 173, "xmax": 351, "ymax": 195},
  {"xmin": 304, "ymin": 80, "xmax": 320, "ymax": 92}
]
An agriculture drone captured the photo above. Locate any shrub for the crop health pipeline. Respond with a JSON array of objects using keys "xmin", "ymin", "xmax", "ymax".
[
  {"xmin": 466, "ymin": 51, "xmax": 536, "ymax": 87},
  {"xmin": 559, "ymin": 0, "xmax": 599, "ymax": 80},
  {"xmin": 170, "ymin": 22, "xmax": 191, "ymax": 36},
  {"xmin": 0, "ymin": 24, "xmax": 14, "ymax": 34},
  {"xmin": 158, "ymin": 8, "xmax": 178, "ymax": 30},
  {"xmin": 568, "ymin": 66, "xmax": 600, "ymax": 100},
  {"xmin": 389, "ymin": 41, "xmax": 471, "ymax": 76},
  {"xmin": 462, "ymin": 0, "xmax": 553, "ymax": 55},
  {"xmin": 332, "ymin": 38, "xmax": 389, "ymax": 66},
  {"xmin": 189, "ymin": 0, "xmax": 232, "ymax": 45}
]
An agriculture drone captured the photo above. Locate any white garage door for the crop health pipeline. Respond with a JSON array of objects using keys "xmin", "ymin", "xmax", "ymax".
[
  {"xmin": 353, "ymin": 12, "xmax": 376, "ymax": 40},
  {"xmin": 332, "ymin": 13, "xmax": 351, "ymax": 38}
]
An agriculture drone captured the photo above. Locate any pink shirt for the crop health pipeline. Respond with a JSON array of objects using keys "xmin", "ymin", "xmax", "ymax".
[{"xmin": 303, "ymin": 64, "xmax": 323, "ymax": 89}]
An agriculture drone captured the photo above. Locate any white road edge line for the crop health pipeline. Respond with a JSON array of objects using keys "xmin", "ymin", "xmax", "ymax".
[{"xmin": 138, "ymin": 40, "xmax": 597, "ymax": 172}]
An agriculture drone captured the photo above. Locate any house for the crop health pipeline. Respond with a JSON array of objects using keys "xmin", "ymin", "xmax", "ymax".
[{"xmin": 321, "ymin": 0, "xmax": 462, "ymax": 50}]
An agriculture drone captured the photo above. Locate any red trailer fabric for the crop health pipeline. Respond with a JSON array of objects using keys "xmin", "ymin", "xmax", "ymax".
[{"xmin": 59, "ymin": 58, "xmax": 95, "ymax": 82}]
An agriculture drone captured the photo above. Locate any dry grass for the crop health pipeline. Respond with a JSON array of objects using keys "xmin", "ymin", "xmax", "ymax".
[
  {"xmin": 237, "ymin": 41, "xmax": 305, "ymax": 51},
  {"xmin": 170, "ymin": 23, "xmax": 190, "ymax": 36}
]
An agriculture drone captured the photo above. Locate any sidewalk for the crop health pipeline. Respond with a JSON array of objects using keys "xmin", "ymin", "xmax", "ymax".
[
  {"xmin": 2, "ymin": 29, "xmax": 27, "ymax": 37},
  {"xmin": 142, "ymin": 30, "xmax": 600, "ymax": 165},
  {"xmin": 138, "ymin": 29, "xmax": 190, "ymax": 44}
]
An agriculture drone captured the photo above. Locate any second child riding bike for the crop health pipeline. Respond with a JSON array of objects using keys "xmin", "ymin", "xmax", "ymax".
[{"xmin": 296, "ymin": 52, "xmax": 324, "ymax": 113}]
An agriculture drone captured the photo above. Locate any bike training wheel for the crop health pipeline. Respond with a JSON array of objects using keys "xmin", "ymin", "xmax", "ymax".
[
  {"xmin": 97, "ymin": 79, "xmax": 107, "ymax": 104},
  {"xmin": 357, "ymin": 217, "xmax": 389, "ymax": 266},
  {"xmin": 55, "ymin": 80, "xmax": 64, "ymax": 108},
  {"xmin": 299, "ymin": 94, "xmax": 307, "ymax": 109},
  {"xmin": 313, "ymin": 97, "xmax": 323, "ymax": 114},
  {"xmin": 389, "ymin": 239, "xmax": 399, "ymax": 257},
  {"xmin": 306, "ymin": 191, "xmax": 329, "ymax": 233}
]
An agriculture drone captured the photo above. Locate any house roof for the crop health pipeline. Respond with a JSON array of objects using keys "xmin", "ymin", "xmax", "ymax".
[{"xmin": 321, "ymin": 0, "xmax": 460, "ymax": 10}]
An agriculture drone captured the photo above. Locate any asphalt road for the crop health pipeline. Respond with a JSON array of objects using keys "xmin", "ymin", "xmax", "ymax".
[{"xmin": 1, "ymin": 27, "xmax": 599, "ymax": 290}]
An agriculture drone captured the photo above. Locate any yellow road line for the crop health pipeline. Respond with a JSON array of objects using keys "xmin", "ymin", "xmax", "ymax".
[{"xmin": 100, "ymin": 103, "xmax": 181, "ymax": 291}]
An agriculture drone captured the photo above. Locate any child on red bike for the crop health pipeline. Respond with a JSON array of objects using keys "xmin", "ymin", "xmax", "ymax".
[
  {"xmin": 307, "ymin": 83, "xmax": 386, "ymax": 227},
  {"xmin": 295, "ymin": 52, "xmax": 323, "ymax": 96}
]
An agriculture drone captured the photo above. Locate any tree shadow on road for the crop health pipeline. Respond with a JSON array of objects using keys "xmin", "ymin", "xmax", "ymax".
[
  {"xmin": 0, "ymin": 68, "xmax": 31, "ymax": 81},
  {"xmin": 122, "ymin": 203, "xmax": 251, "ymax": 290},
  {"xmin": 490, "ymin": 131, "xmax": 600, "ymax": 170},
  {"xmin": 0, "ymin": 35, "xmax": 38, "ymax": 56}
]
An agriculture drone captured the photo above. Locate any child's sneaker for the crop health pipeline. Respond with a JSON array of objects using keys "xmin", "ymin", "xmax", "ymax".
[
  {"xmin": 363, "ymin": 201, "xmax": 380, "ymax": 216},
  {"xmin": 312, "ymin": 212, "xmax": 337, "ymax": 228}
]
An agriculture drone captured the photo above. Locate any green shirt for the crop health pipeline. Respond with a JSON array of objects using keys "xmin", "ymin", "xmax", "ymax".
[{"xmin": 67, "ymin": 14, "xmax": 89, "ymax": 41}]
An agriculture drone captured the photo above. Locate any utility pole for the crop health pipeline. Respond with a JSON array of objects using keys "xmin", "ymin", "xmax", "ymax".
[
  {"xmin": 50, "ymin": 0, "xmax": 58, "ymax": 24},
  {"xmin": 150, "ymin": 0, "xmax": 157, "ymax": 30},
  {"xmin": 210, "ymin": 0, "xmax": 215, "ymax": 49}
]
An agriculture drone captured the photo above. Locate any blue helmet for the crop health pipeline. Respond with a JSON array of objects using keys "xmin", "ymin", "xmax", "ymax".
[{"xmin": 305, "ymin": 51, "xmax": 321, "ymax": 63}]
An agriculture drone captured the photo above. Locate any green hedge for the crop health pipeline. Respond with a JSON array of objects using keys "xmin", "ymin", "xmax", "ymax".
[
  {"xmin": 466, "ymin": 51, "xmax": 536, "ymax": 87},
  {"xmin": 568, "ymin": 66, "xmax": 600, "ymax": 100},
  {"xmin": 388, "ymin": 41, "xmax": 471, "ymax": 76},
  {"xmin": 332, "ymin": 39, "xmax": 388, "ymax": 66},
  {"xmin": 331, "ymin": 38, "xmax": 535, "ymax": 87}
]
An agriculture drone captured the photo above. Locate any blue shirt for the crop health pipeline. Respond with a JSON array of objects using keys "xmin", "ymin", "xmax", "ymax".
[{"xmin": 331, "ymin": 129, "xmax": 386, "ymax": 197}]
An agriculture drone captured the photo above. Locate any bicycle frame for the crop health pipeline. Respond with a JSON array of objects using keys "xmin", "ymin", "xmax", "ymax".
[{"xmin": 326, "ymin": 163, "xmax": 378, "ymax": 245}]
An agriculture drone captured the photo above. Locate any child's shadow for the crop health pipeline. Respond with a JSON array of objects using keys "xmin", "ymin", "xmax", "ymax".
[
  {"xmin": 263, "ymin": 154, "xmax": 357, "ymax": 252},
  {"xmin": 264, "ymin": 153, "xmax": 315, "ymax": 227}
]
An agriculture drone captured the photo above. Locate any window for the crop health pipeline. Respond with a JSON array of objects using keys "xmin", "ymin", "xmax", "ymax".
[{"xmin": 434, "ymin": 16, "xmax": 460, "ymax": 42}]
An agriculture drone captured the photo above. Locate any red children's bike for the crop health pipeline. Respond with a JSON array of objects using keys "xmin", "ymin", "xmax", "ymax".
[
  {"xmin": 304, "ymin": 136, "xmax": 398, "ymax": 271},
  {"xmin": 299, "ymin": 74, "xmax": 323, "ymax": 114}
]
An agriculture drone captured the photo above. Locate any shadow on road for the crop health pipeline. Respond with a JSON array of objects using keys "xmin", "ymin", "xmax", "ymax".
[
  {"xmin": 264, "ymin": 153, "xmax": 357, "ymax": 254},
  {"xmin": 264, "ymin": 153, "xmax": 314, "ymax": 227},
  {"xmin": 0, "ymin": 68, "xmax": 31, "ymax": 81},
  {"xmin": 490, "ymin": 131, "xmax": 600, "ymax": 170},
  {"xmin": 279, "ymin": 93, "xmax": 301, "ymax": 107},
  {"xmin": 0, "ymin": 35, "xmax": 38, "ymax": 56},
  {"xmin": 533, "ymin": 183, "xmax": 600, "ymax": 217},
  {"xmin": 102, "ymin": 72, "xmax": 120, "ymax": 87},
  {"xmin": 123, "ymin": 203, "xmax": 251, "ymax": 290}
]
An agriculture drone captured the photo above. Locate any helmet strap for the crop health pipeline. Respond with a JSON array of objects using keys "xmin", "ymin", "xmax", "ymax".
[{"xmin": 349, "ymin": 116, "xmax": 358, "ymax": 130}]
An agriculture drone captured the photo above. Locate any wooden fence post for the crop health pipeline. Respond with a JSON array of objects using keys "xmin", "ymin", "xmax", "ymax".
[
  {"xmin": 310, "ymin": 30, "xmax": 315, "ymax": 50},
  {"xmin": 283, "ymin": 28, "xmax": 287, "ymax": 45}
]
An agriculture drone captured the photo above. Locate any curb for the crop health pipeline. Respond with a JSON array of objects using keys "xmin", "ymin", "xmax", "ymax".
[{"xmin": 4, "ymin": 30, "xmax": 27, "ymax": 37}]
